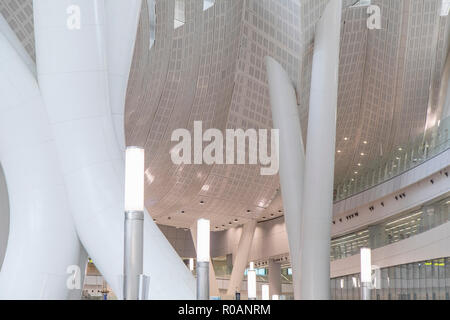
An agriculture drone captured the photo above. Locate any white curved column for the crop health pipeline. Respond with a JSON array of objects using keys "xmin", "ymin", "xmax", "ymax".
[
  {"xmin": 0, "ymin": 32, "xmax": 80, "ymax": 299},
  {"xmin": 105, "ymin": 0, "xmax": 142, "ymax": 150},
  {"xmin": 300, "ymin": 0, "xmax": 342, "ymax": 300},
  {"xmin": 33, "ymin": 0, "xmax": 195, "ymax": 299},
  {"xmin": 438, "ymin": 51, "xmax": 450, "ymax": 120},
  {"xmin": 265, "ymin": 56, "xmax": 305, "ymax": 299},
  {"xmin": 0, "ymin": 164, "xmax": 9, "ymax": 269},
  {"xmin": 226, "ymin": 221, "xmax": 256, "ymax": 297}
]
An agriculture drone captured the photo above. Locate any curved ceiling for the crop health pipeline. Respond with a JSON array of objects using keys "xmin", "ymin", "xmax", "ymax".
[
  {"xmin": 125, "ymin": 0, "xmax": 449, "ymax": 230},
  {"xmin": 1, "ymin": 0, "xmax": 449, "ymax": 231}
]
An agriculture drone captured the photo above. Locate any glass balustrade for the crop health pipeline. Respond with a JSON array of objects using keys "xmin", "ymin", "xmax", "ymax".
[
  {"xmin": 332, "ymin": 257, "xmax": 450, "ymax": 300},
  {"xmin": 334, "ymin": 116, "xmax": 450, "ymax": 202},
  {"xmin": 330, "ymin": 195, "xmax": 450, "ymax": 261}
]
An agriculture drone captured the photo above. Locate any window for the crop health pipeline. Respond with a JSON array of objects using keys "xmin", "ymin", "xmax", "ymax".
[
  {"xmin": 203, "ymin": 0, "xmax": 215, "ymax": 11},
  {"xmin": 147, "ymin": 0, "xmax": 156, "ymax": 49},
  {"xmin": 174, "ymin": 0, "xmax": 185, "ymax": 29},
  {"xmin": 441, "ymin": 0, "xmax": 450, "ymax": 16}
]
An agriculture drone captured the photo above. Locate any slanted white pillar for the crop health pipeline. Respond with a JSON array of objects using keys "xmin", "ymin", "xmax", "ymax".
[
  {"xmin": 268, "ymin": 259, "xmax": 282, "ymax": 298},
  {"xmin": 190, "ymin": 224, "xmax": 220, "ymax": 298},
  {"xmin": 33, "ymin": 0, "xmax": 195, "ymax": 299},
  {"xmin": 300, "ymin": 0, "xmax": 342, "ymax": 300},
  {"xmin": 265, "ymin": 56, "xmax": 305, "ymax": 299},
  {"xmin": 226, "ymin": 221, "xmax": 257, "ymax": 297},
  {"xmin": 0, "ymin": 31, "xmax": 80, "ymax": 299},
  {"xmin": 104, "ymin": 0, "xmax": 142, "ymax": 151},
  {"xmin": 360, "ymin": 248, "xmax": 372, "ymax": 300}
]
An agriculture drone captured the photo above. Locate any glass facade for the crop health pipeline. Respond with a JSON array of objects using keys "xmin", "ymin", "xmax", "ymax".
[
  {"xmin": 332, "ymin": 257, "xmax": 450, "ymax": 300},
  {"xmin": 331, "ymin": 195, "xmax": 450, "ymax": 261}
]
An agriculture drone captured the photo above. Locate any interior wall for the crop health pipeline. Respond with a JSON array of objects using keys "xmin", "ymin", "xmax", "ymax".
[{"xmin": 0, "ymin": 163, "xmax": 9, "ymax": 269}]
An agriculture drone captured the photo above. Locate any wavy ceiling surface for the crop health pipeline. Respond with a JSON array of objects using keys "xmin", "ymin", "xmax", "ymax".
[{"xmin": 1, "ymin": 0, "xmax": 449, "ymax": 230}]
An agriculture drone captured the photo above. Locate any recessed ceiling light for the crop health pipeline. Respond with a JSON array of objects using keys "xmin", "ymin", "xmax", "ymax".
[
  {"xmin": 354, "ymin": 171, "xmax": 358, "ymax": 175},
  {"xmin": 360, "ymin": 152, "xmax": 365, "ymax": 156},
  {"xmin": 337, "ymin": 150, "xmax": 342, "ymax": 153},
  {"xmin": 357, "ymin": 163, "xmax": 362, "ymax": 167},
  {"xmin": 344, "ymin": 137, "xmax": 349, "ymax": 141},
  {"xmin": 398, "ymin": 147, "xmax": 403, "ymax": 151},
  {"xmin": 363, "ymin": 141, "xmax": 368, "ymax": 144}
]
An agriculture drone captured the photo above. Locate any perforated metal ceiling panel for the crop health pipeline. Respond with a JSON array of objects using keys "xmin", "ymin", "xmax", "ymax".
[
  {"xmin": 2, "ymin": 0, "xmax": 448, "ymax": 230},
  {"xmin": 0, "ymin": 0, "xmax": 34, "ymax": 60},
  {"xmin": 124, "ymin": 0, "xmax": 448, "ymax": 229}
]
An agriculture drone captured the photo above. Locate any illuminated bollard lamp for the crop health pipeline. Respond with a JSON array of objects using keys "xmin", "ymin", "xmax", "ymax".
[
  {"xmin": 196, "ymin": 219, "xmax": 210, "ymax": 300},
  {"xmin": 123, "ymin": 147, "xmax": 147, "ymax": 300}
]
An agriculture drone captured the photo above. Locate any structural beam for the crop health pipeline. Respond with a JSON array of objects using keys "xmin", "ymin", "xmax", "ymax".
[
  {"xmin": 265, "ymin": 56, "xmax": 305, "ymax": 299},
  {"xmin": 300, "ymin": 0, "xmax": 342, "ymax": 300},
  {"xmin": 226, "ymin": 221, "xmax": 257, "ymax": 297},
  {"xmin": 268, "ymin": 259, "xmax": 282, "ymax": 298}
]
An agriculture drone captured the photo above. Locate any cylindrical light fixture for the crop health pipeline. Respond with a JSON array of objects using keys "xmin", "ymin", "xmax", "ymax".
[
  {"xmin": 247, "ymin": 262, "xmax": 257, "ymax": 300},
  {"xmin": 124, "ymin": 147, "xmax": 145, "ymax": 212},
  {"xmin": 196, "ymin": 219, "xmax": 210, "ymax": 300},
  {"xmin": 261, "ymin": 284, "xmax": 270, "ymax": 300},
  {"xmin": 360, "ymin": 247, "xmax": 372, "ymax": 300},
  {"xmin": 123, "ymin": 147, "xmax": 145, "ymax": 300}
]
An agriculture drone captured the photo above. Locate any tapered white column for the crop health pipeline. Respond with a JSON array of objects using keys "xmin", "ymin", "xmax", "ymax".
[
  {"xmin": 360, "ymin": 248, "xmax": 372, "ymax": 300},
  {"xmin": 261, "ymin": 284, "xmax": 270, "ymax": 301},
  {"xmin": 190, "ymin": 224, "xmax": 220, "ymax": 298},
  {"xmin": 226, "ymin": 221, "xmax": 257, "ymax": 297},
  {"xmin": 0, "ymin": 163, "xmax": 8, "ymax": 269},
  {"xmin": 268, "ymin": 259, "xmax": 282, "ymax": 298},
  {"xmin": 0, "ymin": 31, "xmax": 80, "ymax": 299},
  {"xmin": 105, "ymin": 0, "xmax": 142, "ymax": 150},
  {"xmin": 33, "ymin": 0, "xmax": 195, "ymax": 299},
  {"xmin": 300, "ymin": 0, "xmax": 342, "ymax": 300},
  {"xmin": 247, "ymin": 262, "xmax": 257, "ymax": 300},
  {"xmin": 437, "ymin": 50, "xmax": 450, "ymax": 120},
  {"xmin": 265, "ymin": 56, "xmax": 305, "ymax": 299}
]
